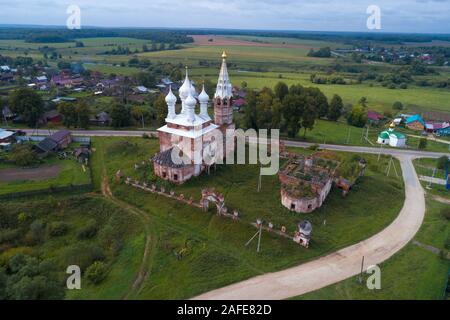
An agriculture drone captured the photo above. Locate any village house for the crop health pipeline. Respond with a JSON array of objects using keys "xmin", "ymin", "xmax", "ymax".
[
  {"xmin": 405, "ymin": 114, "xmax": 426, "ymax": 131},
  {"xmin": 367, "ymin": 110, "xmax": 383, "ymax": 125},
  {"xmin": 0, "ymin": 128, "xmax": 16, "ymax": 150},
  {"xmin": 39, "ymin": 110, "xmax": 62, "ymax": 125},
  {"xmin": 51, "ymin": 70, "xmax": 83, "ymax": 88},
  {"xmin": 35, "ymin": 130, "xmax": 72, "ymax": 155},
  {"xmin": 90, "ymin": 111, "xmax": 112, "ymax": 126},
  {"xmin": 153, "ymin": 52, "xmax": 234, "ymax": 184}
]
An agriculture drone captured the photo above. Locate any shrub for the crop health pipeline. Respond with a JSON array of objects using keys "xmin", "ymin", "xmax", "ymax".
[
  {"xmin": 8, "ymin": 144, "xmax": 38, "ymax": 167},
  {"xmin": 393, "ymin": 101, "xmax": 404, "ymax": 110},
  {"xmin": 0, "ymin": 229, "xmax": 21, "ymax": 244},
  {"xmin": 62, "ymin": 243, "xmax": 105, "ymax": 270},
  {"xmin": 418, "ymin": 138, "xmax": 428, "ymax": 150},
  {"xmin": 85, "ymin": 261, "xmax": 108, "ymax": 284},
  {"xmin": 437, "ymin": 156, "xmax": 449, "ymax": 170},
  {"xmin": 77, "ymin": 219, "xmax": 98, "ymax": 240},
  {"xmin": 48, "ymin": 221, "xmax": 69, "ymax": 237},
  {"xmin": 441, "ymin": 208, "xmax": 450, "ymax": 221},
  {"xmin": 29, "ymin": 219, "xmax": 45, "ymax": 244}
]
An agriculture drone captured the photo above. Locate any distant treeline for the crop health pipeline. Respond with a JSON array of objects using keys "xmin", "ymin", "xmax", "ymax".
[
  {"xmin": 183, "ymin": 29, "xmax": 450, "ymax": 45},
  {"xmin": 1, "ymin": 26, "xmax": 449, "ymax": 46},
  {"xmin": 0, "ymin": 27, "xmax": 194, "ymax": 44}
]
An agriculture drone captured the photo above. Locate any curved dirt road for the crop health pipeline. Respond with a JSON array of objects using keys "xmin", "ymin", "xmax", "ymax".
[{"xmin": 193, "ymin": 155, "xmax": 425, "ymax": 300}]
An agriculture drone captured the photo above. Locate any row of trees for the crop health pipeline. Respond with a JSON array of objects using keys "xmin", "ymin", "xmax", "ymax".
[{"xmin": 242, "ymin": 82, "xmax": 344, "ymax": 138}]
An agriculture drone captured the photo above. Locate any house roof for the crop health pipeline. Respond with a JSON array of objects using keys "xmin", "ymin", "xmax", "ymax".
[
  {"xmin": 379, "ymin": 129, "xmax": 406, "ymax": 140},
  {"xmin": 49, "ymin": 130, "xmax": 71, "ymax": 143},
  {"xmin": 406, "ymin": 114, "xmax": 425, "ymax": 125},
  {"xmin": 368, "ymin": 110, "xmax": 383, "ymax": 121},
  {"xmin": 153, "ymin": 147, "xmax": 188, "ymax": 169},
  {"xmin": 0, "ymin": 129, "xmax": 15, "ymax": 140},
  {"xmin": 36, "ymin": 137, "xmax": 58, "ymax": 152}
]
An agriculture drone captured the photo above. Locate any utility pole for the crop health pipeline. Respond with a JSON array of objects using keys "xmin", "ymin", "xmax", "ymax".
[
  {"xmin": 358, "ymin": 256, "xmax": 365, "ymax": 284},
  {"xmin": 346, "ymin": 128, "xmax": 351, "ymax": 144},
  {"xmin": 257, "ymin": 165, "xmax": 262, "ymax": 192},
  {"xmin": 257, "ymin": 224, "xmax": 262, "ymax": 253},
  {"xmin": 377, "ymin": 143, "xmax": 383, "ymax": 162}
]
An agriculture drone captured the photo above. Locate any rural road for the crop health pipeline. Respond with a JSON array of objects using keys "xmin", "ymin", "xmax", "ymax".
[
  {"xmin": 20, "ymin": 128, "xmax": 449, "ymax": 299},
  {"xmin": 193, "ymin": 155, "xmax": 426, "ymax": 299},
  {"xmin": 18, "ymin": 128, "xmax": 450, "ymax": 158}
]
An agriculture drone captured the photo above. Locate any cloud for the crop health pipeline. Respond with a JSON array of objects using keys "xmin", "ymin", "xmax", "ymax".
[{"xmin": 0, "ymin": 0, "xmax": 448, "ymax": 33}]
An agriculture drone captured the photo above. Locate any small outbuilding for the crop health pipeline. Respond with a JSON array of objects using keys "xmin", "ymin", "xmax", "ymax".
[{"xmin": 377, "ymin": 123, "xmax": 406, "ymax": 147}]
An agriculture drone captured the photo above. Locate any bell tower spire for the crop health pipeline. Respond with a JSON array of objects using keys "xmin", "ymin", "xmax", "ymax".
[{"xmin": 214, "ymin": 51, "xmax": 234, "ymax": 131}]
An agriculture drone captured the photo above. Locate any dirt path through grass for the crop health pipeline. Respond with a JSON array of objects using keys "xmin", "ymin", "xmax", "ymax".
[{"xmin": 0, "ymin": 164, "xmax": 61, "ymax": 182}]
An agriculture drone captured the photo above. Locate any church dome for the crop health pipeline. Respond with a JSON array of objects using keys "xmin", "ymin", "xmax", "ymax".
[
  {"xmin": 165, "ymin": 86, "xmax": 177, "ymax": 105},
  {"xmin": 185, "ymin": 91, "xmax": 197, "ymax": 108},
  {"xmin": 198, "ymin": 85, "xmax": 209, "ymax": 103},
  {"xmin": 179, "ymin": 68, "xmax": 196, "ymax": 99}
]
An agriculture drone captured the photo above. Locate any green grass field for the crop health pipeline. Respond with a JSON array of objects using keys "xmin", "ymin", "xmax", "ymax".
[
  {"xmin": 295, "ymin": 198, "xmax": 449, "ymax": 300},
  {"xmin": 0, "ymin": 154, "xmax": 91, "ymax": 195}
]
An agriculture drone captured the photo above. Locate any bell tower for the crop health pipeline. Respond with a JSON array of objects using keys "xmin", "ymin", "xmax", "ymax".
[{"xmin": 214, "ymin": 51, "xmax": 235, "ymax": 133}]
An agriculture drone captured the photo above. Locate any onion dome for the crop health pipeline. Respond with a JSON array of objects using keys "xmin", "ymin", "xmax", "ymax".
[
  {"xmin": 198, "ymin": 85, "xmax": 209, "ymax": 103},
  {"xmin": 185, "ymin": 91, "xmax": 197, "ymax": 108},
  {"xmin": 179, "ymin": 67, "xmax": 192, "ymax": 100},
  {"xmin": 298, "ymin": 220, "xmax": 312, "ymax": 236},
  {"xmin": 165, "ymin": 86, "xmax": 177, "ymax": 105}
]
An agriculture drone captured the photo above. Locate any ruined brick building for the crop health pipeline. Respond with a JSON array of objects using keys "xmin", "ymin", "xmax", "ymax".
[
  {"xmin": 279, "ymin": 155, "xmax": 340, "ymax": 213},
  {"xmin": 153, "ymin": 52, "xmax": 235, "ymax": 184}
]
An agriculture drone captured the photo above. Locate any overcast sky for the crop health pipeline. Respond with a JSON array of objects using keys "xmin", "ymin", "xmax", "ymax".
[{"xmin": 0, "ymin": 0, "xmax": 449, "ymax": 33}]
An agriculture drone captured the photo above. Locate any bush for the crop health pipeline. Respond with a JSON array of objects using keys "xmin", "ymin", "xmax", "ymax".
[
  {"xmin": 85, "ymin": 261, "xmax": 108, "ymax": 284},
  {"xmin": 418, "ymin": 138, "xmax": 428, "ymax": 150},
  {"xmin": 0, "ymin": 229, "xmax": 21, "ymax": 244},
  {"xmin": 29, "ymin": 219, "xmax": 45, "ymax": 244},
  {"xmin": 437, "ymin": 156, "xmax": 449, "ymax": 170},
  {"xmin": 62, "ymin": 243, "xmax": 105, "ymax": 270},
  {"xmin": 77, "ymin": 219, "xmax": 98, "ymax": 240},
  {"xmin": 441, "ymin": 208, "xmax": 450, "ymax": 221},
  {"xmin": 48, "ymin": 221, "xmax": 69, "ymax": 237},
  {"xmin": 393, "ymin": 101, "xmax": 404, "ymax": 110},
  {"xmin": 8, "ymin": 144, "xmax": 38, "ymax": 167}
]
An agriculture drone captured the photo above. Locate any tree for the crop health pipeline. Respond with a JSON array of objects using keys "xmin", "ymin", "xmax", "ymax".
[
  {"xmin": 75, "ymin": 101, "xmax": 90, "ymax": 129},
  {"xmin": 58, "ymin": 102, "xmax": 76, "ymax": 128},
  {"xmin": 393, "ymin": 101, "xmax": 404, "ymax": 110},
  {"xmin": 110, "ymin": 103, "xmax": 131, "ymax": 128},
  {"xmin": 437, "ymin": 156, "xmax": 449, "ymax": 170},
  {"xmin": 347, "ymin": 105, "xmax": 368, "ymax": 128},
  {"xmin": 328, "ymin": 94, "xmax": 343, "ymax": 121},
  {"xmin": 274, "ymin": 82, "xmax": 289, "ymax": 101},
  {"xmin": 241, "ymin": 81, "xmax": 248, "ymax": 89},
  {"xmin": 85, "ymin": 261, "xmax": 108, "ymax": 284},
  {"xmin": 58, "ymin": 101, "xmax": 90, "ymax": 128},
  {"xmin": 282, "ymin": 93, "xmax": 305, "ymax": 138},
  {"xmin": 301, "ymin": 97, "xmax": 318, "ymax": 136},
  {"xmin": 4, "ymin": 254, "xmax": 64, "ymax": 300},
  {"xmin": 243, "ymin": 90, "xmax": 258, "ymax": 130},
  {"xmin": 9, "ymin": 88, "xmax": 44, "ymax": 127},
  {"xmin": 154, "ymin": 94, "xmax": 167, "ymax": 126},
  {"xmin": 358, "ymin": 97, "xmax": 368, "ymax": 107},
  {"xmin": 131, "ymin": 106, "xmax": 147, "ymax": 128},
  {"xmin": 418, "ymin": 138, "xmax": 427, "ymax": 150},
  {"xmin": 8, "ymin": 144, "xmax": 37, "ymax": 167},
  {"xmin": 307, "ymin": 87, "xmax": 328, "ymax": 118}
]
